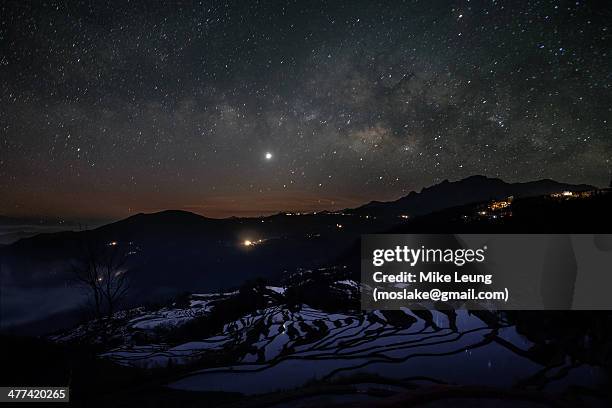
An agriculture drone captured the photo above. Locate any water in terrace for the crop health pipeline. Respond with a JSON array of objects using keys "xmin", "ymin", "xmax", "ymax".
[{"xmin": 161, "ymin": 308, "xmax": 603, "ymax": 395}]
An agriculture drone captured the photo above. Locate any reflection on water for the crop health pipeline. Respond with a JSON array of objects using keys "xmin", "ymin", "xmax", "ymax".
[{"xmin": 158, "ymin": 309, "xmax": 605, "ymax": 395}]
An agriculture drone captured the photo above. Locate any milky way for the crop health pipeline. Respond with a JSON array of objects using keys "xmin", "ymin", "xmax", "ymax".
[{"xmin": 1, "ymin": 1, "xmax": 610, "ymax": 218}]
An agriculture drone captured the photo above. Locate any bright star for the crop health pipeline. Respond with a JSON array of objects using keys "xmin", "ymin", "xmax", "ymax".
[{"xmin": 265, "ymin": 152, "xmax": 273, "ymax": 160}]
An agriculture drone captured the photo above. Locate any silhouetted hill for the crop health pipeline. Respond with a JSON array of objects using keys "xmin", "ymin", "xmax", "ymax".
[
  {"xmin": 0, "ymin": 176, "xmax": 602, "ymax": 333},
  {"xmin": 0, "ymin": 207, "xmax": 396, "ymax": 332},
  {"xmin": 350, "ymin": 175, "xmax": 594, "ymax": 217},
  {"xmin": 392, "ymin": 189, "xmax": 612, "ymax": 233},
  {"xmin": 0, "ymin": 215, "xmax": 106, "ymax": 245},
  {"xmin": 335, "ymin": 189, "xmax": 612, "ymax": 282}
]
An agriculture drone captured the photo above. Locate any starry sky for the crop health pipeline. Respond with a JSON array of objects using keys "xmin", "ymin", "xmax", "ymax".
[{"xmin": 1, "ymin": 0, "xmax": 610, "ymax": 219}]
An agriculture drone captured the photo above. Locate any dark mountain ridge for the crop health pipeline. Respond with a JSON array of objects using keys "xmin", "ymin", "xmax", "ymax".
[
  {"xmin": 0, "ymin": 175, "xmax": 596, "ymax": 292},
  {"xmin": 2, "ymin": 176, "xmax": 595, "ymax": 250},
  {"xmin": 350, "ymin": 175, "xmax": 594, "ymax": 217},
  {"xmin": 0, "ymin": 175, "xmax": 600, "ymax": 333}
]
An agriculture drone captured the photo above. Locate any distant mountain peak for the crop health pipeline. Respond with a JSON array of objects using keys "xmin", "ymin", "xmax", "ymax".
[
  {"xmin": 351, "ymin": 175, "xmax": 594, "ymax": 217},
  {"xmin": 123, "ymin": 209, "xmax": 208, "ymax": 222}
]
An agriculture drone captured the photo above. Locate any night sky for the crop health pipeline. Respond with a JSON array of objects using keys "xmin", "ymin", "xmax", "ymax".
[{"xmin": 1, "ymin": 0, "xmax": 610, "ymax": 219}]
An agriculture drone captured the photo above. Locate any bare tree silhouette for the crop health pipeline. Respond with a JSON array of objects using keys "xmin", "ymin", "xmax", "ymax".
[{"xmin": 72, "ymin": 233, "xmax": 130, "ymax": 318}]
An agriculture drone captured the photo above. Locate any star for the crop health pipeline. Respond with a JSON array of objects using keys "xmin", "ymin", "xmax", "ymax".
[{"xmin": 0, "ymin": 1, "xmax": 608, "ymax": 219}]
